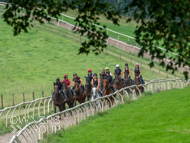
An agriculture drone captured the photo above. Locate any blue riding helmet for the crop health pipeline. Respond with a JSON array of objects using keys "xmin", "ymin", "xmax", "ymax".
[{"xmin": 93, "ymin": 73, "xmax": 97, "ymax": 77}]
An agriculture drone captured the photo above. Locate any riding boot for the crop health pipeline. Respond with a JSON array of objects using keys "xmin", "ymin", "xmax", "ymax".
[{"xmin": 62, "ymin": 91, "xmax": 67, "ymax": 101}]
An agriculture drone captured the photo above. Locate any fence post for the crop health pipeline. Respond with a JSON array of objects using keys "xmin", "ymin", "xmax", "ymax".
[
  {"xmin": 12, "ymin": 94, "xmax": 14, "ymax": 106},
  {"xmin": 1, "ymin": 95, "xmax": 3, "ymax": 108},
  {"xmin": 23, "ymin": 93, "xmax": 25, "ymax": 102},
  {"xmin": 42, "ymin": 91, "xmax": 44, "ymax": 103},
  {"xmin": 33, "ymin": 92, "xmax": 35, "ymax": 100}
]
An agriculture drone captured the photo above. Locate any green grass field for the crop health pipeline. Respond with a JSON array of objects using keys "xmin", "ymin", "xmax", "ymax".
[
  {"xmin": 0, "ymin": 10, "xmax": 182, "ymax": 107},
  {"xmin": 43, "ymin": 87, "xmax": 190, "ymax": 143}
]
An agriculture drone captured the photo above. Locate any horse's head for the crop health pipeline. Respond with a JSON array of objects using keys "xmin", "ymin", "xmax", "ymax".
[
  {"xmin": 134, "ymin": 76, "xmax": 141, "ymax": 84},
  {"xmin": 114, "ymin": 74, "xmax": 120, "ymax": 83},
  {"xmin": 62, "ymin": 82, "xmax": 67, "ymax": 91},
  {"xmin": 54, "ymin": 83, "xmax": 59, "ymax": 94},
  {"xmin": 74, "ymin": 82, "xmax": 79, "ymax": 91},
  {"xmin": 91, "ymin": 87, "xmax": 97, "ymax": 96},
  {"xmin": 103, "ymin": 79, "xmax": 109, "ymax": 91}
]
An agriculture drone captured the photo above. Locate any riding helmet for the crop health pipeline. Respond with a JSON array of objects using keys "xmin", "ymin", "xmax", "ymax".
[
  {"xmin": 73, "ymin": 73, "xmax": 77, "ymax": 76},
  {"xmin": 105, "ymin": 67, "xmax": 109, "ymax": 70},
  {"xmin": 116, "ymin": 64, "xmax": 119, "ymax": 67},
  {"xmin": 88, "ymin": 69, "xmax": 92, "ymax": 72},
  {"xmin": 63, "ymin": 75, "xmax": 68, "ymax": 78},
  {"xmin": 93, "ymin": 73, "xmax": 97, "ymax": 77},
  {"xmin": 125, "ymin": 63, "xmax": 128, "ymax": 66},
  {"xmin": 56, "ymin": 78, "xmax": 60, "ymax": 82},
  {"xmin": 136, "ymin": 63, "xmax": 139, "ymax": 66}
]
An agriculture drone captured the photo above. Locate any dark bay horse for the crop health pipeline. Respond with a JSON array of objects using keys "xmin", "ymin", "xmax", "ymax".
[
  {"xmin": 134, "ymin": 76, "xmax": 144, "ymax": 95},
  {"xmin": 73, "ymin": 82, "xmax": 85, "ymax": 105},
  {"xmin": 113, "ymin": 74, "xmax": 124, "ymax": 94},
  {"xmin": 99, "ymin": 73, "xmax": 106, "ymax": 92},
  {"xmin": 124, "ymin": 73, "xmax": 133, "ymax": 94},
  {"xmin": 62, "ymin": 82, "xmax": 74, "ymax": 108},
  {"xmin": 84, "ymin": 77, "xmax": 92, "ymax": 101},
  {"xmin": 103, "ymin": 79, "xmax": 116, "ymax": 107},
  {"xmin": 53, "ymin": 83, "xmax": 66, "ymax": 114}
]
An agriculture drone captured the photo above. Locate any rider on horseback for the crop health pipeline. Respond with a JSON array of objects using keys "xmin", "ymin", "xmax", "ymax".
[
  {"xmin": 123, "ymin": 63, "xmax": 132, "ymax": 83},
  {"xmin": 133, "ymin": 63, "xmax": 145, "ymax": 84},
  {"xmin": 114, "ymin": 64, "xmax": 125, "ymax": 84},
  {"xmin": 101, "ymin": 69, "xmax": 106, "ymax": 79},
  {"xmin": 105, "ymin": 67, "xmax": 112, "ymax": 76},
  {"xmin": 52, "ymin": 78, "xmax": 64, "ymax": 101},
  {"xmin": 61, "ymin": 75, "xmax": 74, "ymax": 95},
  {"xmin": 85, "ymin": 69, "xmax": 93, "ymax": 84},
  {"xmin": 91, "ymin": 73, "xmax": 103, "ymax": 96},
  {"xmin": 105, "ymin": 72, "xmax": 115, "ymax": 92},
  {"xmin": 72, "ymin": 73, "xmax": 84, "ymax": 93}
]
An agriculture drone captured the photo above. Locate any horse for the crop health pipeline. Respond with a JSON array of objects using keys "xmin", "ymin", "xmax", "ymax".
[
  {"xmin": 102, "ymin": 79, "xmax": 116, "ymax": 108},
  {"xmin": 134, "ymin": 75, "xmax": 144, "ymax": 95},
  {"xmin": 53, "ymin": 83, "xmax": 66, "ymax": 116},
  {"xmin": 90, "ymin": 86, "xmax": 101, "ymax": 109},
  {"xmin": 124, "ymin": 73, "xmax": 133, "ymax": 94},
  {"xmin": 84, "ymin": 76, "xmax": 92, "ymax": 101},
  {"xmin": 73, "ymin": 82, "xmax": 85, "ymax": 105},
  {"xmin": 62, "ymin": 82, "xmax": 74, "ymax": 109},
  {"xmin": 113, "ymin": 74, "xmax": 124, "ymax": 94},
  {"xmin": 99, "ymin": 73, "xmax": 106, "ymax": 92}
]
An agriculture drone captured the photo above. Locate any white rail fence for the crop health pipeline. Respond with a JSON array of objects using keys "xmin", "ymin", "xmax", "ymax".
[
  {"xmin": 0, "ymin": 2, "xmax": 189, "ymax": 74},
  {"xmin": 9, "ymin": 78, "xmax": 189, "ymax": 143}
]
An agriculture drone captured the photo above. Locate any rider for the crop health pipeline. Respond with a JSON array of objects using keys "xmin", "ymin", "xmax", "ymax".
[
  {"xmin": 101, "ymin": 69, "xmax": 106, "ymax": 79},
  {"xmin": 61, "ymin": 75, "xmax": 73, "ymax": 95},
  {"xmin": 105, "ymin": 67, "xmax": 112, "ymax": 76},
  {"xmin": 72, "ymin": 73, "xmax": 84, "ymax": 93},
  {"xmin": 52, "ymin": 78, "xmax": 64, "ymax": 101},
  {"xmin": 133, "ymin": 63, "xmax": 145, "ymax": 84},
  {"xmin": 91, "ymin": 73, "xmax": 103, "ymax": 96},
  {"xmin": 114, "ymin": 64, "xmax": 124, "ymax": 84},
  {"xmin": 105, "ymin": 71, "xmax": 115, "ymax": 92},
  {"xmin": 123, "ymin": 63, "xmax": 132, "ymax": 83},
  {"xmin": 85, "ymin": 69, "xmax": 93, "ymax": 84}
]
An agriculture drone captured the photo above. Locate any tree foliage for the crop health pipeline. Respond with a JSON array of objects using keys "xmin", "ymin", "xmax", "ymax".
[
  {"xmin": 3, "ymin": 0, "xmax": 120, "ymax": 55},
  {"xmin": 125, "ymin": 0, "xmax": 190, "ymax": 79},
  {"xmin": 2, "ymin": 0, "xmax": 190, "ymax": 79}
]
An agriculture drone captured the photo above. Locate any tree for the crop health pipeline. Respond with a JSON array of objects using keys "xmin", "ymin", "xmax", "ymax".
[
  {"xmin": 2, "ymin": 0, "xmax": 120, "ymax": 55},
  {"xmin": 2, "ymin": 0, "xmax": 190, "ymax": 79},
  {"xmin": 125, "ymin": 0, "xmax": 190, "ymax": 79}
]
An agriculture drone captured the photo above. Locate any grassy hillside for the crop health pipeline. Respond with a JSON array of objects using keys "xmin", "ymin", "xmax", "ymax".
[
  {"xmin": 0, "ymin": 10, "xmax": 181, "ymax": 107},
  {"xmin": 43, "ymin": 87, "xmax": 190, "ymax": 143}
]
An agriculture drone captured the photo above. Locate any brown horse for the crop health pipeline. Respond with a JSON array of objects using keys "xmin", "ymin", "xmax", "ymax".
[
  {"xmin": 62, "ymin": 82, "xmax": 74, "ymax": 108},
  {"xmin": 73, "ymin": 82, "xmax": 85, "ymax": 105},
  {"xmin": 103, "ymin": 79, "xmax": 116, "ymax": 107},
  {"xmin": 113, "ymin": 74, "xmax": 124, "ymax": 94},
  {"xmin": 134, "ymin": 76, "xmax": 144, "ymax": 95},
  {"xmin": 53, "ymin": 83, "xmax": 66, "ymax": 114},
  {"xmin": 84, "ymin": 81, "xmax": 92, "ymax": 101},
  {"xmin": 124, "ymin": 73, "xmax": 133, "ymax": 94}
]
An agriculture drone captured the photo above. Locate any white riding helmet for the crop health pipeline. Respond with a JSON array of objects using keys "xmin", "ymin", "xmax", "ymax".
[{"xmin": 116, "ymin": 64, "xmax": 119, "ymax": 68}]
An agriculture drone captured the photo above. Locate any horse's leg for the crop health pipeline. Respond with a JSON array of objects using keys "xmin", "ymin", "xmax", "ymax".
[{"xmin": 54, "ymin": 104, "xmax": 56, "ymax": 113}]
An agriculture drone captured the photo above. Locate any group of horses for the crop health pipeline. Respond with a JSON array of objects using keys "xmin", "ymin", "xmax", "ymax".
[{"xmin": 53, "ymin": 73, "xmax": 144, "ymax": 114}]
